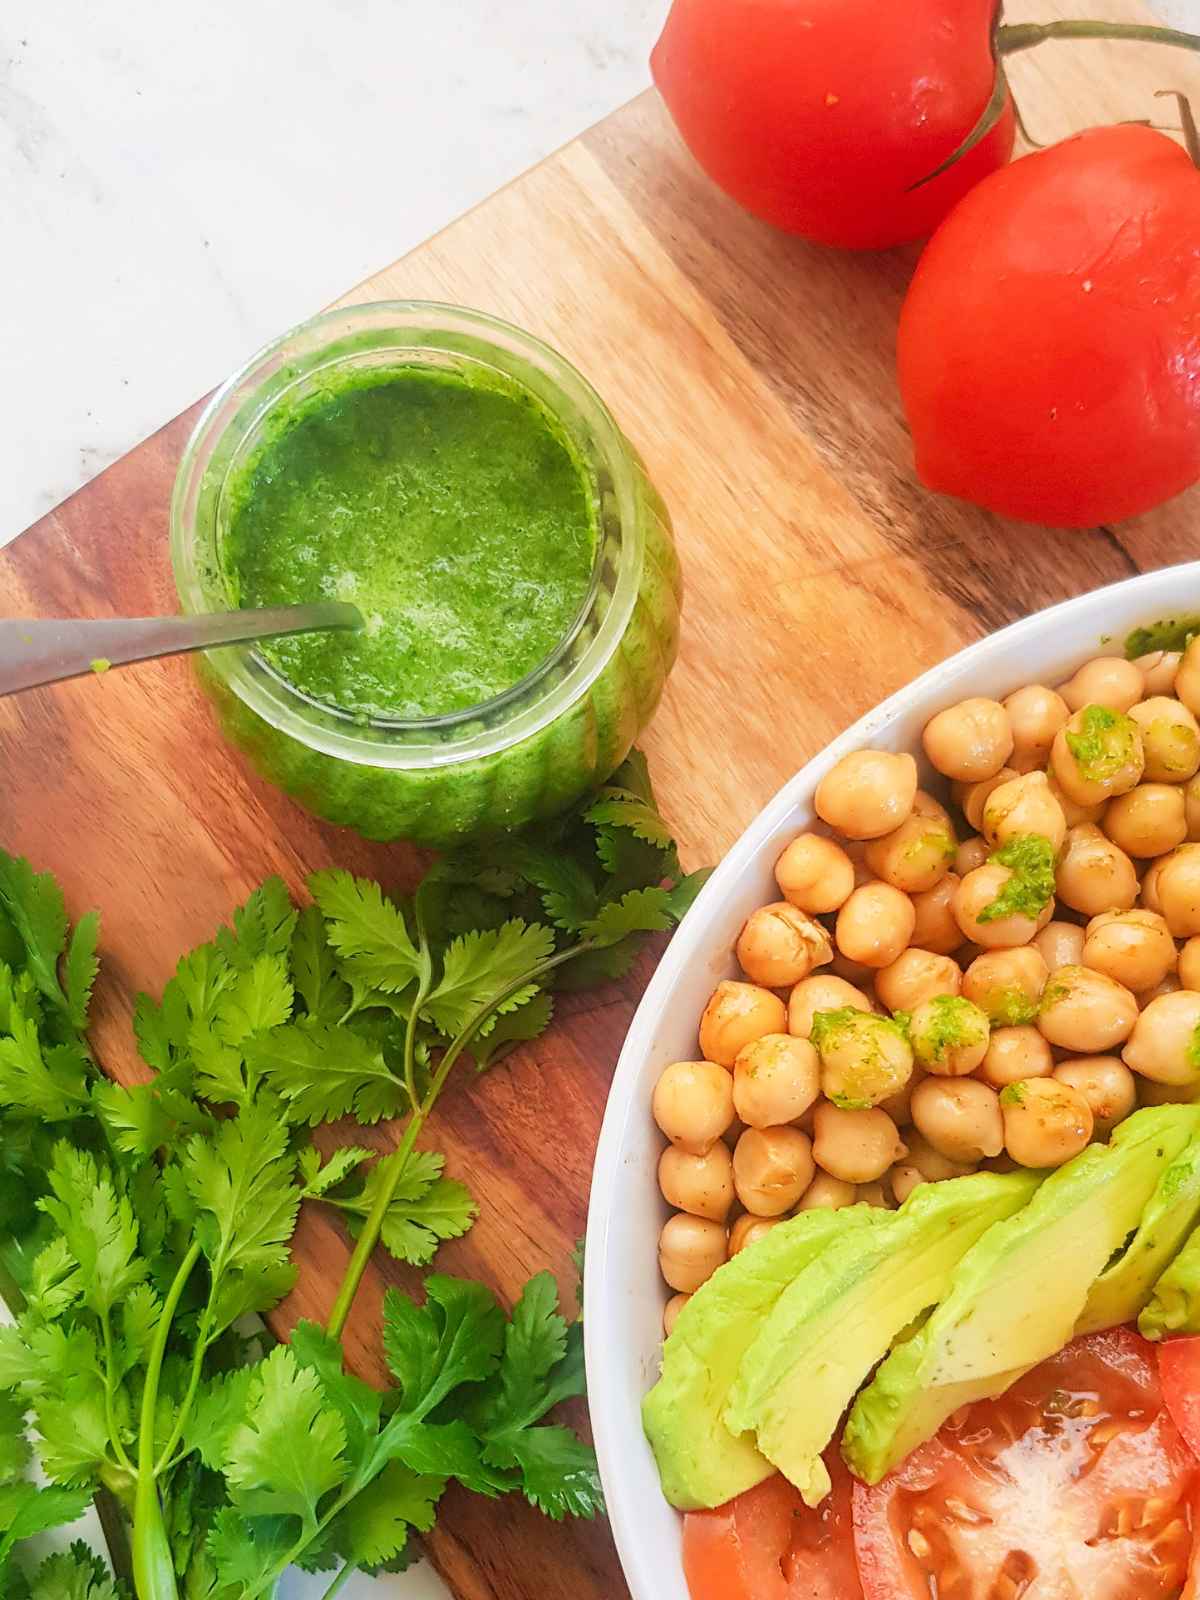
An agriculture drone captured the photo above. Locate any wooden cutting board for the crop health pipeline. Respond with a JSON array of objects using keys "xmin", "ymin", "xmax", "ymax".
[{"xmin": 3, "ymin": 3, "xmax": 1200, "ymax": 1593}]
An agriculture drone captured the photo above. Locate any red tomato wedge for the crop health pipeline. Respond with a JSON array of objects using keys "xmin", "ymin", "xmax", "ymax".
[
  {"xmin": 852, "ymin": 1327, "xmax": 1196, "ymax": 1600},
  {"xmin": 682, "ymin": 1450, "xmax": 862, "ymax": 1600},
  {"xmin": 1160, "ymin": 1337, "xmax": 1200, "ymax": 1465}
]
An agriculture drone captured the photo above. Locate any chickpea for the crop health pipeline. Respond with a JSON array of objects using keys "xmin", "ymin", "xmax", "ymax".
[
  {"xmin": 1123, "ymin": 990, "xmax": 1200, "ymax": 1086},
  {"xmin": 1135, "ymin": 650, "xmax": 1182, "ymax": 697},
  {"xmin": 1187, "ymin": 775, "xmax": 1200, "ymax": 840},
  {"xmin": 733, "ymin": 1127, "xmax": 816, "ymax": 1217},
  {"xmin": 875, "ymin": 949, "xmax": 962, "ymax": 1013},
  {"xmin": 652, "ymin": 1060, "xmax": 735, "ymax": 1155},
  {"xmin": 979, "ymin": 1026, "xmax": 1054, "ymax": 1088},
  {"xmin": 663, "ymin": 1292, "xmax": 690, "ymax": 1337},
  {"xmin": 811, "ymin": 1008, "xmax": 914, "ymax": 1108},
  {"xmin": 1037, "ymin": 964, "xmax": 1139, "ymax": 1053},
  {"xmin": 659, "ymin": 1142, "xmax": 735, "ymax": 1222},
  {"xmin": 890, "ymin": 1164, "xmax": 928, "ymax": 1204},
  {"xmin": 1139, "ymin": 973, "xmax": 1183, "ymax": 1009},
  {"xmin": 795, "ymin": 1172, "xmax": 858, "ymax": 1211},
  {"xmin": 699, "ymin": 980, "xmax": 787, "ymax": 1067},
  {"xmin": 909, "ymin": 995, "xmax": 991, "ymax": 1076},
  {"xmin": 962, "ymin": 946, "xmax": 1049, "ymax": 1026},
  {"xmin": 1127, "ymin": 697, "xmax": 1200, "ymax": 784},
  {"xmin": 1052, "ymin": 1056, "xmax": 1137, "ymax": 1136},
  {"xmin": 1059, "ymin": 655, "xmax": 1145, "ymax": 714},
  {"xmin": 857, "ymin": 1180, "xmax": 895, "ymax": 1209},
  {"xmin": 812, "ymin": 1102, "xmax": 906, "ymax": 1184},
  {"xmin": 955, "ymin": 836, "xmax": 991, "ymax": 876},
  {"xmin": 1000, "ymin": 1078, "xmax": 1094, "ymax": 1168},
  {"xmin": 659, "ymin": 1213, "xmax": 728, "ymax": 1293},
  {"xmin": 923, "ymin": 698, "xmax": 1014, "ymax": 783},
  {"xmin": 904, "ymin": 1128, "xmax": 977, "ymax": 1181},
  {"xmin": 1139, "ymin": 1076, "xmax": 1200, "ymax": 1107},
  {"xmin": 1046, "ymin": 771, "xmax": 1108, "ymax": 829},
  {"xmin": 955, "ymin": 770, "xmax": 1019, "ymax": 833},
  {"xmin": 788, "ymin": 974, "xmax": 871, "ymax": 1038},
  {"xmin": 879, "ymin": 1065, "xmax": 923, "ymax": 1128},
  {"xmin": 910, "ymin": 873, "xmax": 964, "ymax": 955},
  {"xmin": 1179, "ymin": 937, "xmax": 1200, "ymax": 991},
  {"xmin": 911, "ymin": 1078, "xmax": 1004, "ymax": 1164},
  {"xmin": 1055, "ymin": 823, "xmax": 1138, "ymax": 917},
  {"xmin": 775, "ymin": 833, "xmax": 856, "ymax": 914},
  {"xmin": 729, "ymin": 1214, "xmax": 782, "ymax": 1256},
  {"xmin": 1103, "ymin": 784, "xmax": 1188, "ymax": 859},
  {"xmin": 1004, "ymin": 683, "xmax": 1071, "ymax": 773},
  {"xmin": 1154, "ymin": 844, "xmax": 1200, "ymax": 937},
  {"xmin": 1174, "ymin": 635, "xmax": 1200, "ymax": 716},
  {"xmin": 865, "ymin": 809, "xmax": 956, "ymax": 895},
  {"xmin": 1051, "ymin": 705, "xmax": 1144, "ymax": 806},
  {"xmin": 1082, "ymin": 909, "xmax": 1176, "ymax": 993},
  {"xmin": 913, "ymin": 790, "xmax": 954, "ymax": 826},
  {"xmin": 955, "ymin": 863, "xmax": 1052, "ymax": 949},
  {"xmin": 1033, "ymin": 920, "xmax": 1086, "ymax": 973},
  {"xmin": 1141, "ymin": 854, "xmax": 1168, "ymax": 913},
  {"xmin": 982, "ymin": 771, "xmax": 1068, "ymax": 853},
  {"xmin": 736, "ymin": 902, "xmax": 833, "ymax": 988},
  {"xmin": 836, "ymin": 882, "xmax": 916, "ymax": 968},
  {"xmin": 828, "ymin": 950, "xmax": 876, "ymax": 986},
  {"xmin": 814, "ymin": 749, "xmax": 918, "ymax": 840},
  {"xmin": 733, "ymin": 1033, "xmax": 820, "ymax": 1129}
]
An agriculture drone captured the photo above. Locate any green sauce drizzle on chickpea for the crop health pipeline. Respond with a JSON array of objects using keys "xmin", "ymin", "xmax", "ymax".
[
  {"xmin": 909, "ymin": 995, "xmax": 988, "ymax": 1066},
  {"xmin": 1064, "ymin": 704, "xmax": 1139, "ymax": 782},
  {"xmin": 977, "ymin": 834, "xmax": 1056, "ymax": 925}
]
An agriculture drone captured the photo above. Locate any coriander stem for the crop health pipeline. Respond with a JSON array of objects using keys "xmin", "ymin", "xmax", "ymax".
[
  {"xmin": 319, "ymin": 1562, "xmax": 357, "ymax": 1600},
  {"xmin": 132, "ymin": 1241, "xmax": 200, "ymax": 1600},
  {"xmin": 324, "ymin": 943, "xmax": 590, "ymax": 1341},
  {"xmin": 402, "ymin": 890, "xmax": 435, "ymax": 1115},
  {"xmin": 101, "ymin": 1313, "xmax": 135, "ymax": 1473},
  {"xmin": 152, "ymin": 1308, "xmax": 212, "ymax": 1475}
]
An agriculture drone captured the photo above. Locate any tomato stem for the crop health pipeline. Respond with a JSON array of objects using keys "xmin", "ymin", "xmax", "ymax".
[
  {"xmin": 998, "ymin": 20, "xmax": 1200, "ymax": 57},
  {"xmin": 1156, "ymin": 90, "xmax": 1200, "ymax": 168}
]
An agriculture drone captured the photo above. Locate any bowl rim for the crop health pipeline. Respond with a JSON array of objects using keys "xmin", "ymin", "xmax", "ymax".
[{"xmin": 584, "ymin": 559, "xmax": 1200, "ymax": 1600}]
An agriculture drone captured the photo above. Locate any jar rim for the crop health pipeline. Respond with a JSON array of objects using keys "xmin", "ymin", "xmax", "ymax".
[{"xmin": 170, "ymin": 300, "xmax": 644, "ymax": 770}]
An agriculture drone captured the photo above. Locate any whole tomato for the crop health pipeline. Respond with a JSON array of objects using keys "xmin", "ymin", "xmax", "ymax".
[
  {"xmin": 651, "ymin": 0, "xmax": 1015, "ymax": 249},
  {"xmin": 899, "ymin": 124, "xmax": 1200, "ymax": 527}
]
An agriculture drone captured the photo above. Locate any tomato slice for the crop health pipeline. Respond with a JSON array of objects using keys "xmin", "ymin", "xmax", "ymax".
[
  {"xmin": 1159, "ymin": 1337, "xmax": 1200, "ymax": 1464},
  {"xmin": 682, "ymin": 1450, "xmax": 862, "ymax": 1600},
  {"xmin": 852, "ymin": 1327, "xmax": 1196, "ymax": 1600}
]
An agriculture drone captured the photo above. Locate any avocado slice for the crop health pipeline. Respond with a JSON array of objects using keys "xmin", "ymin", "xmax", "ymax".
[
  {"xmin": 723, "ymin": 1171, "xmax": 1039, "ymax": 1506},
  {"xmin": 1141, "ymin": 1218, "xmax": 1200, "ymax": 1339},
  {"xmin": 1078, "ymin": 1130, "xmax": 1200, "ymax": 1336},
  {"xmin": 643, "ymin": 1205, "xmax": 882, "ymax": 1510},
  {"xmin": 844, "ymin": 1104, "xmax": 1200, "ymax": 1485}
]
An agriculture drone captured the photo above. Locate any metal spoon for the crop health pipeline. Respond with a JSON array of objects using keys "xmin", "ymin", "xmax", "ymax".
[{"xmin": 0, "ymin": 601, "xmax": 362, "ymax": 698}]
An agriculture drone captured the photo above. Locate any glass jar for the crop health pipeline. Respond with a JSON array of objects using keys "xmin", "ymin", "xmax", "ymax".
[{"xmin": 171, "ymin": 302, "xmax": 681, "ymax": 848}]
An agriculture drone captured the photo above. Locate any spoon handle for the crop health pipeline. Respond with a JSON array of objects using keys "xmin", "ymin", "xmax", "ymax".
[{"xmin": 0, "ymin": 602, "xmax": 362, "ymax": 698}]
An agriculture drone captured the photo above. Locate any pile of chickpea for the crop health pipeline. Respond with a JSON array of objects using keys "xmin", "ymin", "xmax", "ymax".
[{"xmin": 654, "ymin": 642, "xmax": 1200, "ymax": 1336}]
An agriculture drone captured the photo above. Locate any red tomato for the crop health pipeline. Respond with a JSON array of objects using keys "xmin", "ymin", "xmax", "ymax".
[
  {"xmin": 651, "ymin": 0, "xmax": 1015, "ymax": 249},
  {"xmin": 1160, "ymin": 1337, "xmax": 1200, "ymax": 1463},
  {"xmin": 852, "ymin": 1327, "xmax": 1196, "ymax": 1599},
  {"xmin": 899, "ymin": 123, "xmax": 1200, "ymax": 527},
  {"xmin": 682, "ymin": 1452, "xmax": 862, "ymax": 1600}
]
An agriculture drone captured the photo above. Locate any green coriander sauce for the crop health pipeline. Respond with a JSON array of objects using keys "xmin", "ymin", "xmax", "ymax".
[{"xmin": 222, "ymin": 364, "xmax": 599, "ymax": 721}]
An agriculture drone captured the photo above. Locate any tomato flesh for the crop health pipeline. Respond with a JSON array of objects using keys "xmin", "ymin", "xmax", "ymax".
[
  {"xmin": 1160, "ymin": 1337, "xmax": 1200, "ymax": 1466},
  {"xmin": 853, "ymin": 1327, "xmax": 1196, "ymax": 1600},
  {"xmin": 683, "ymin": 1451, "xmax": 862, "ymax": 1600}
]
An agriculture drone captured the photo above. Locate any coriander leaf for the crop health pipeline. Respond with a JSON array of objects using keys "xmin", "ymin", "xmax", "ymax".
[
  {"xmin": 131, "ymin": 993, "xmax": 174, "ymax": 1076},
  {"xmin": 213, "ymin": 953, "xmax": 293, "ymax": 1046},
  {"xmin": 248, "ymin": 1022, "xmax": 407, "ymax": 1127},
  {"xmin": 553, "ymin": 935, "xmax": 641, "ymax": 992},
  {"xmin": 470, "ymin": 991, "xmax": 554, "ymax": 1072},
  {"xmin": 491, "ymin": 1273, "xmax": 571, "ymax": 1425},
  {"xmin": 0, "ymin": 854, "xmax": 68, "ymax": 1014},
  {"xmin": 491, "ymin": 1426, "xmax": 605, "ymax": 1521},
  {"xmin": 0, "ymin": 1480, "xmax": 91, "ymax": 1546},
  {"xmin": 290, "ymin": 905, "xmax": 351, "ymax": 1025},
  {"xmin": 664, "ymin": 868, "xmax": 712, "ymax": 921},
  {"xmin": 91, "ymin": 1080, "xmax": 211, "ymax": 1161},
  {"xmin": 296, "ymin": 1145, "xmax": 373, "ymax": 1198},
  {"xmin": 0, "ymin": 1014, "xmax": 89, "ymax": 1122},
  {"xmin": 0, "ymin": 1394, "xmax": 30, "ymax": 1484},
  {"xmin": 205, "ymin": 1507, "xmax": 295, "ymax": 1593},
  {"xmin": 117, "ymin": 1284, "xmax": 160, "ymax": 1377},
  {"xmin": 422, "ymin": 921, "xmax": 556, "ymax": 1040},
  {"xmin": 328, "ymin": 1460, "xmax": 443, "ymax": 1568},
  {"xmin": 309, "ymin": 871, "xmax": 420, "ymax": 995},
  {"xmin": 326, "ymin": 1152, "xmax": 476, "ymax": 1268},
  {"xmin": 189, "ymin": 1029, "xmax": 254, "ymax": 1109},
  {"xmin": 370, "ymin": 1415, "xmax": 496, "ymax": 1493},
  {"xmin": 580, "ymin": 888, "xmax": 672, "ymax": 947},
  {"xmin": 223, "ymin": 1345, "xmax": 348, "ymax": 1524},
  {"xmin": 585, "ymin": 794, "xmax": 675, "ymax": 852},
  {"xmin": 186, "ymin": 1367, "xmax": 257, "ymax": 1471},
  {"xmin": 25, "ymin": 1237, "xmax": 81, "ymax": 1322},
  {"xmin": 33, "ymin": 1389, "xmax": 110, "ymax": 1485},
  {"xmin": 218, "ymin": 877, "xmax": 298, "ymax": 969},
  {"xmin": 289, "ymin": 1321, "xmax": 381, "ymax": 1468},
  {"xmin": 62, "ymin": 913, "xmax": 100, "ymax": 1035},
  {"xmin": 171, "ymin": 945, "xmax": 234, "ymax": 1036},
  {"xmin": 38, "ymin": 1145, "xmax": 145, "ymax": 1318},
  {"xmin": 22, "ymin": 1542, "xmax": 123, "ymax": 1600},
  {"xmin": 503, "ymin": 846, "xmax": 598, "ymax": 933},
  {"xmin": 382, "ymin": 1277, "xmax": 504, "ymax": 1420}
]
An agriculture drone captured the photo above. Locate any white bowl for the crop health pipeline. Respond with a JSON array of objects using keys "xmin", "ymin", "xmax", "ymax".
[{"xmin": 584, "ymin": 561, "xmax": 1200, "ymax": 1600}]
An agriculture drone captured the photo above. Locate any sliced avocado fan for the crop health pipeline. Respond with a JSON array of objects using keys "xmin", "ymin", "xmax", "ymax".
[
  {"xmin": 724, "ymin": 1170, "xmax": 1039, "ymax": 1507},
  {"xmin": 1077, "ymin": 1127, "xmax": 1200, "ymax": 1336},
  {"xmin": 1141, "ymin": 1203, "xmax": 1200, "ymax": 1339},
  {"xmin": 843, "ymin": 1104, "xmax": 1200, "ymax": 1486},
  {"xmin": 643, "ymin": 1204, "xmax": 882, "ymax": 1511}
]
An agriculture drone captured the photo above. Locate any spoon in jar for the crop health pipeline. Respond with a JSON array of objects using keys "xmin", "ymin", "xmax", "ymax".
[{"xmin": 0, "ymin": 601, "xmax": 362, "ymax": 698}]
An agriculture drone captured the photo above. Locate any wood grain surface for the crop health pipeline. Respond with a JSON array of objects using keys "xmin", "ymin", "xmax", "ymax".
[{"xmin": 3, "ymin": 3, "xmax": 1200, "ymax": 1594}]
